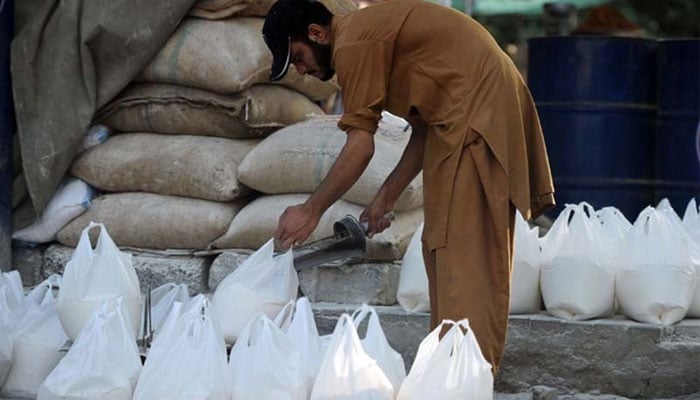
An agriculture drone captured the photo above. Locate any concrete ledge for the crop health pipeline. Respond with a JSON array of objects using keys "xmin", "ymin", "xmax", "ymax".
[
  {"xmin": 312, "ymin": 303, "xmax": 700, "ymax": 399},
  {"xmin": 210, "ymin": 252, "xmax": 400, "ymax": 305},
  {"xmin": 299, "ymin": 262, "xmax": 401, "ymax": 305}
]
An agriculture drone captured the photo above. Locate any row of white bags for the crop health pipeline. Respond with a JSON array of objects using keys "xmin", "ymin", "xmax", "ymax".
[
  {"xmin": 1, "ymin": 221, "xmax": 141, "ymax": 398},
  {"xmin": 396, "ymin": 198, "xmax": 700, "ymax": 326},
  {"xmin": 534, "ymin": 199, "xmax": 700, "ymax": 325}
]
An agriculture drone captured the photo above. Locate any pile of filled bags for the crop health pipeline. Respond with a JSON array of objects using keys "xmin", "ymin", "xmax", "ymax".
[
  {"xmin": 9, "ymin": 0, "xmax": 426, "ymax": 270},
  {"xmin": 12, "ymin": 0, "xmax": 423, "ymax": 263},
  {"xmin": 396, "ymin": 197, "xmax": 700, "ymax": 326},
  {"xmin": 1, "ymin": 223, "xmax": 494, "ymax": 399}
]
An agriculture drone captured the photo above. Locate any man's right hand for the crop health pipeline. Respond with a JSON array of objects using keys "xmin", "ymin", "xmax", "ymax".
[{"xmin": 274, "ymin": 203, "xmax": 321, "ymax": 251}]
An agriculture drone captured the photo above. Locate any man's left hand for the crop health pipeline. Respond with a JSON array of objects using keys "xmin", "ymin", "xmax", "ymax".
[{"xmin": 360, "ymin": 194, "xmax": 395, "ymax": 237}]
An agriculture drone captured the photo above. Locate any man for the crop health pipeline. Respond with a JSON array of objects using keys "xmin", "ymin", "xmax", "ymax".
[{"xmin": 263, "ymin": 0, "xmax": 555, "ymax": 372}]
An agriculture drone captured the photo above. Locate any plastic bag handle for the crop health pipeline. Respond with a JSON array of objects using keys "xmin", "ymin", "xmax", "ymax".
[{"xmin": 273, "ymin": 300, "xmax": 296, "ymax": 330}]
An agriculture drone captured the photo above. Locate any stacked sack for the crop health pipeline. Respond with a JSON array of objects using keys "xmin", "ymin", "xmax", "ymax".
[
  {"xmin": 57, "ymin": 0, "xmax": 357, "ymax": 250},
  {"xmin": 213, "ymin": 115, "xmax": 424, "ymax": 260}
]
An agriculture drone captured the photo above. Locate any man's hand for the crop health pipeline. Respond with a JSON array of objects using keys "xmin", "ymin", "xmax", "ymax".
[
  {"xmin": 360, "ymin": 193, "xmax": 395, "ymax": 237},
  {"xmin": 274, "ymin": 203, "xmax": 321, "ymax": 250}
]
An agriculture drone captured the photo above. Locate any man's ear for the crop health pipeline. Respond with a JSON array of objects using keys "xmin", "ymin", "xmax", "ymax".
[{"xmin": 307, "ymin": 24, "xmax": 330, "ymax": 44}]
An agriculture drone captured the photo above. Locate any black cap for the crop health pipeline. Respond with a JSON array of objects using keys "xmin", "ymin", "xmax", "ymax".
[{"xmin": 263, "ymin": 0, "xmax": 326, "ymax": 81}]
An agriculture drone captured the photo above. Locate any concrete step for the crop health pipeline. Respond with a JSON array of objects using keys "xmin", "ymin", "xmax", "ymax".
[
  {"xmin": 16, "ymin": 246, "xmax": 402, "ymax": 305},
  {"xmin": 311, "ymin": 303, "xmax": 700, "ymax": 399},
  {"xmin": 210, "ymin": 251, "xmax": 401, "ymax": 305}
]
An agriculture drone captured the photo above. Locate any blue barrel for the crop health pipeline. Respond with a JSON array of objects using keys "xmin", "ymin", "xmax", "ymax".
[
  {"xmin": 1, "ymin": 0, "xmax": 14, "ymax": 270},
  {"xmin": 528, "ymin": 36, "xmax": 657, "ymax": 220},
  {"xmin": 655, "ymin": 39, "xmax": 700, "ymax": 212}
]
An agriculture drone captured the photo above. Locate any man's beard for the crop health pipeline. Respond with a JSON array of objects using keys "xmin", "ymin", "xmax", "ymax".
[{"xmin": 307, "ymin": 40, "xmax": 335, "ymax": 81}]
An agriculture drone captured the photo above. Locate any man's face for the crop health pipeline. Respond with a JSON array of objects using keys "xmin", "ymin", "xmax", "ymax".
[{"xmin": 290, "ymin": 38, "xmax": 334, "ymax": 81}]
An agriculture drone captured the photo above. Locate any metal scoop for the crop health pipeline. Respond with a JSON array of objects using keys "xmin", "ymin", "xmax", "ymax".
[{"xmin": 289, "ymin": 215, "xmax": 368, "ymax": 270}]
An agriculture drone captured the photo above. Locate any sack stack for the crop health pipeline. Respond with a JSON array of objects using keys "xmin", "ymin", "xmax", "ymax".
[
  {"xmin": 57, "ymin": 0, "xmax": 358, "ymax": 250},
  {"xmin": 215, "ymin": 115, "xmax": 424, "ymax": 261}
]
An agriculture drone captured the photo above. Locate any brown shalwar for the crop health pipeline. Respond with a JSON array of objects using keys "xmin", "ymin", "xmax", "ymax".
[{"xmin": 330, "ymin": 0, "xmax": 555, "ymax": 371}]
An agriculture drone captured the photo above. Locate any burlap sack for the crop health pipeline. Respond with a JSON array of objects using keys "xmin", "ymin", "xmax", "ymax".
[
  {"xmin": 95, "ymin": 84, "xmax": 324, "ymax": 138},
  {"xmin": 137, "ymin": 18, "xmax": 338, "ymax": 101},
  {"xmin": 71, "ymin": 134, "xmax": 258, "ymax": 202},
  {"xmin": 237, "ymin": 116, "xmax": 423, "ymax": 211},
  {"xmin": 57, "ymin": 193, "xmax": 244, "ymax": 249},
  {"xmin": 189, "ymin": 0, "xmax": 357, "ymax": 20},
  {"xmin": 212, "ymin": 194, "xmax": 423, "ymax": 260}
]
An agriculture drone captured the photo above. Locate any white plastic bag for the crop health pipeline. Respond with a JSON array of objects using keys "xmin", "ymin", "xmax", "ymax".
[
  {"xmin": 352, "ymin": 304, "xmax": 406, "ymax": 394},
  {"xmin": 228, "ymin": 314, "xmax": 306, "ymax": 400},
  {"xmin": 285, "ymin": 297, "xmax": 323, "ymax": 396},
  {"xmin": 651, "ymin": 200, "xmax": 700, "ymax": 318},
  {"xmin": 0, "ymin": 271, "xmax": 60, "ymax": 388},
  {"xmin": 397, "ymin": 223, "xmax": 430, "ymax": 313},
  {"xmin": 311, "ymin": 314, "xmax": 394, "ymax": 400},
  {"xmin": 540, "ymin": 203, "xmax": 615, "ymax": 320},
  {"xmin": 1, "ymin": 281, "xmax": 67, "ymax": 398},
  {"xmin": 212, "ymin": 239, "xmax": 298, "ymax": 343},
  {"xmin": 510, "ymin": 212, "xmax": 542, "ymax": 314},
  {"xmin": 133, "ymin": 295, "xmax": 231, "ymax": 400},
  {"xmin": 616, "ymin": 207, "xmax": 698, "ymax": 324},
  {"xmin": 140, "ymin": 283, "xmax": 190, "ymax": 335},
  {"xmin": 38, "ymin": 297, "xmax": 142, "ymax": 400},
  {"xmin": 0, "ymin": 271, "xmax": 25, "ymax": 328},
  {"xmin": 397, "ymin": 320, "xmax": 493, "ymax": 400},
  {"xmin": 682, "ymin": 198, "xmax": 700, "ymax": 245},
  {"xmin": 56, "ymin": 222, "xmax": 141, "ymax": 341},
  {"xmin": 12, "ymin": 178, "xmax": 93, "ymax": 244}
]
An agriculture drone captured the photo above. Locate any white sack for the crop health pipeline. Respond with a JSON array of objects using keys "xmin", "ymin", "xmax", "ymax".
[
  {"xmin": 212, "ymin": 194, "xmax": 423, "ymax": 261},
  {"xmin": 1, "ymin": 288, "xmax": 67, "ymax": 398},
  {"xmin": 352, "ymin": 304, "xmax": 406, "ymax": 394},
  {"xmin": 510, "ymin": 212, "xmax": 542, "ymax": 314},
  {"xmin": 37, "ymin": 298, "xmax": 142, "ymax": 400},
  {"xmin": 237, "ymin": 116, "xmax": 422, "ymax": 211},
  {"xmin": 397, "ymin": 223, "xmax": 430, "ymax": 313},
  {"xmin": 616, "ymin": 207, "xmax": 698, "ymax": 324},
  {"xmin": 133, "ymin": 295, "xmax": 231, "ymax": 400},
  {"xmin": 77, "ymin": 125, "xmax": 110, "ymax": 154},
  {"xmin": 540, "ymin": 203, "xmax": 615, "ymax": 320},
  {"xmin": 212, "ymin": 239, "xmax": 298, "ymax": 343},
  {"xmin": 397, "ymin": 320, "xmax": 493, "ymax": 400},
  {"xmin": 56, "ymin": 222, "xmax": 141, "ymax": 341},
  {"xmin": 12, "ymin": 178, "xmax": 93, "ymax": 244},
  {"xmin": 228, "ymin": 314, "xmax": 306, "ymax": 400},
  {"xmin": 311, "ymin": 314, "xmax": 394, "ymax": 400}
]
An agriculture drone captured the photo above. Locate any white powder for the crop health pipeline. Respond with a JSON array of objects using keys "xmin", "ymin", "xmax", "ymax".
[
  {"xmin": 213, "ymin": 285, "xmax": 286, "ymax": 343},
  {"xmin": 1, "ymin": 339, "xmax": 65, "ymax": 398}
]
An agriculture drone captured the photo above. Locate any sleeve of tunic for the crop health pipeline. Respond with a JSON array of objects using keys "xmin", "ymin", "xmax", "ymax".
[{"xmin": 335, "ymin": 40, "xmax": 393, "ymax": 133}]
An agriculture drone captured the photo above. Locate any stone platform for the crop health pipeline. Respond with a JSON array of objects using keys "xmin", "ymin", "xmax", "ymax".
[{"xmin": 313, "ymin": 303, "xmax": 700, "ymax": 399}]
